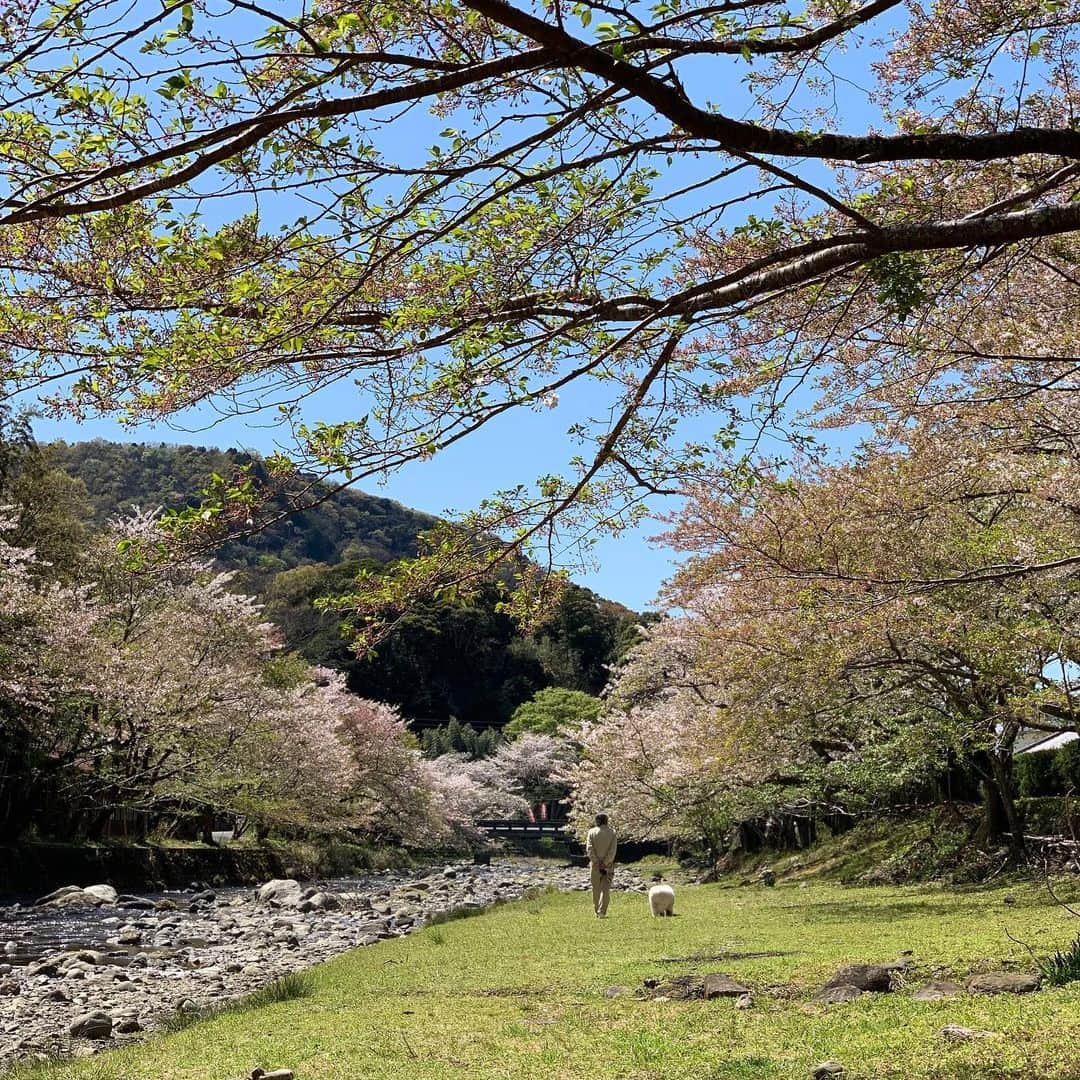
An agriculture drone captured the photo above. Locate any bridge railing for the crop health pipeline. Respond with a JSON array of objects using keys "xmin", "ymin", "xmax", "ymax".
[{"xmin": 475, "ymin": 818, "xmax": 570, "ymax": 835}]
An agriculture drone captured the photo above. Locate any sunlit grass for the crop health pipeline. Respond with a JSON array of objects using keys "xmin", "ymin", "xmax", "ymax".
[{"xmin": 9, "ymin": 877, "xmax": 1080, "ymax": 1080}]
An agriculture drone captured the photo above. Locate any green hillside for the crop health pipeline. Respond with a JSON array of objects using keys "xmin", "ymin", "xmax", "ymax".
[
  {"xmin": 47, "ymin": 440, "xmax": 645, "ymax": 726},
  {"xmin": 48, "ymin": 439, "xmax": 435, "ymax": 572}
]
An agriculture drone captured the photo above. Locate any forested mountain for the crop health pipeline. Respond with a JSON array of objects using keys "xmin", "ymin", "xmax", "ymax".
[
  {"xmin": 48, "ymin": 440, "xmax": 645, "ymax": 726},
  {"xmin": 49, "ymin": 440, "xmax": 436, "ymax": 573}
]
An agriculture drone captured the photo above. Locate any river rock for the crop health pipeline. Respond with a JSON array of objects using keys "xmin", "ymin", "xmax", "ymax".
[
  {"xmin": 82, "ymin": 885, "xmax": 118, "ymax": 906},
  {"xmin": 116, "ymin": 895, "xmax": 156, "ymax": 910},
  {"xmin": 965, "ymin": 972, "xmax": 1040, "ymax": 995},
  {"xmin": 255, "ymin": 880, "xmax": 304, "ymax": 908},
  {"xmin": 69, "ymin": 1011, "xmax": 113, "ymax": 1039},
  {"xmin": 35, "ymin": 886, "xmax": 83, "ymax": 906},
  {"xmin": 297, "ymin": 892, "xmax": 339, "ymax": 913}
]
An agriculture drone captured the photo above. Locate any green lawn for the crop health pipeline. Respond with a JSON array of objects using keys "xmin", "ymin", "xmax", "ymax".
[{"xmin": 19, "ymin": 877, "xmax": 1080, "ymax": 1080}]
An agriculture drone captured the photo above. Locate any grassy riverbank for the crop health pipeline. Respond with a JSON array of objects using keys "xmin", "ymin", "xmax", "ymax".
[{"xmin": 13, "ymin": 876, "xmax": 1080, "ymax": 1080}]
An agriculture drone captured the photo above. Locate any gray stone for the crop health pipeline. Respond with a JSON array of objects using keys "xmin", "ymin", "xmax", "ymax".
[
  {"xmin": 812, "ymin": 1063, "xmax": 845, "ymax": 1079},
  {"xmin": 73, "ymin": 950, "xmax": 111, "ymax": 966},
  {"xmin": 703, "ymin": 974, "xmax": 751, "ymax": 999},
  {"xmin": 966, "ymin": 972, "xmax": 1040, "ymax": 995},
  {"xmin": 114, "ymin": 1018, "xmax": 143, "ymax": 1034},
  {"xmin": 297, "ymin": 891, "xmax": 339, "ymax": 913},
  {"xmin": 255, "ymin": 879, "xmax": 304, "ymax": 908},
  {"xmin": 814, "ymin": 983, "xmax": 865, "ymax": 1004},
  {"xmin": 822, "ymin": 963, "xmax": 900, "ymax": 993},
  {"xmin": 83, "ymin": 884, "xmax": 119, "ymax": 905},
  {"xmin": 0, "ymin": 979, "xmax": 18, "ymax": 996},
  {"xmin": 43, "ymin": 891, "xmax": 103, "ymax": 909},
  {"xmin": 602, "ymin": 985, "xmax": 629, "ymax": 998},
  {"xmin": 69, "ymin": 1011, "xmax": 113, "ymax": 1039},
  {"xmin": 940, "ymin": 1024, "xmax": 995, "ymax": 1041},
  {"xmin": 912, "ymin": 980, "xmax": 962, "ymax": 1001},
  {"xmin": 117, "ymin": 895, "xmax": 156, "ymax": 910},
  {"xmin": 34, "ymin": 885, "xmax": 83, "ymax": 906}
]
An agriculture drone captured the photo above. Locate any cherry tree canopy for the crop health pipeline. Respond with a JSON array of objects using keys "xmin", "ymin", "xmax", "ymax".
[{"xmin": 4, "ymin": 0, "xmax": 1080, "ymax": 618}]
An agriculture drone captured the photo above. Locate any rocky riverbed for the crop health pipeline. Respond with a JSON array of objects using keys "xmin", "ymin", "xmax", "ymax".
[{"xmin": 0, "ymin": 859, "xmax": 645, "ymax": 1067}]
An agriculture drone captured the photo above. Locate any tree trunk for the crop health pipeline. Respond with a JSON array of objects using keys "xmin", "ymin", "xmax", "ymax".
[{"xmin": 983, "ymin": 750, "xmax": 1026, "ymax": 861}]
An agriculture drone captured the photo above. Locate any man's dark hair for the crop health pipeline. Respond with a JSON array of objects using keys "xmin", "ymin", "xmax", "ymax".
[{"xmin": 595, "ymin": 813, "xmax": 608, "ymax": 826}]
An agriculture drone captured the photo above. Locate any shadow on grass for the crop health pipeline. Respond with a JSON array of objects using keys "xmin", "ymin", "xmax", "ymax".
[
  {"xmin": 658, "ymin": 951, "xmax": 797, "ymax": 964},
  {"xmin": 793, "ymin": 896, "xmax": 1016, "ymax": 923}
]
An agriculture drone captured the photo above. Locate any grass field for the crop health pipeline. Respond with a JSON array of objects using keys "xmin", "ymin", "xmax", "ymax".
[{"xmin": 13, "ymin": 875, "xmax": 1080, "ymax": 1080}]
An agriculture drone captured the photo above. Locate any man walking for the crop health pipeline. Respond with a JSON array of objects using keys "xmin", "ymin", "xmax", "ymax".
[{"xmin": 586, "ymin": 813, "xmax": 617, "ymax": 917}]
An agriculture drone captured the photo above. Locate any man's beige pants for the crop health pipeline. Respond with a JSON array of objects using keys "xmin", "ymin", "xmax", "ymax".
[{"xmin": 590, "ymin": 863, "xmax": 612, "ymax": 915}]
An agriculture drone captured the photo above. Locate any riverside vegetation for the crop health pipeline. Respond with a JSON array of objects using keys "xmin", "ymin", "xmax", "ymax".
[{"xmin": 3, "ymin": 872, "xmax": 1079, "ymax": 1080}]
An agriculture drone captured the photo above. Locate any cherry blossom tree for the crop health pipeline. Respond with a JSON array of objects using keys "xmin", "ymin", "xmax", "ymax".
[
  {"xmin": 4, "ymin": 2, "xmax": 1080, "ymax": 622},
  {"xmin": 662, "ymin": 436, "xmax": 1080, "ymax": 857},
  {"xmin": 0, "ymin": 515, "xmax": 92, "ymax": 838},
  {"xmin": 566, "ymin": 619, "xmax": 744, "ymax": 852},
  {"xmin": 425, "ymin": 752, "xmax": 529, "ymax": 838},
  {"xmin": 0, "ymin": 509, "xmax": 450, "ymax": 841}
]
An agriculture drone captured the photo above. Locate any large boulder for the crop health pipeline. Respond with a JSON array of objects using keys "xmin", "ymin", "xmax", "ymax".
[
  {"xmin": 966, "ymin": 972, "xmax": 1040, "ymax": 995},
  {"xmin": 82, "ymin": 884, "xmax": 118, "ymax": 905},
  {"xmin": 69, "ymin": 1011, "xmax": 113, "ymax": 1039},
  {"xmin": 35, "ymin": 886, "xmax": 83, "ymax": 906},
  {"xmin": 255, "ymin": 879, "xmax": 304, "ymax": 908},
  {"xmin": 36, "ymin": 885, "xmax": 117, "ymax": 908}
]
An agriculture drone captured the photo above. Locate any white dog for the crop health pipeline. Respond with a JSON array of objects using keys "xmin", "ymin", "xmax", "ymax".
[{"xmin": 648, "ymin": 883, "xmax": 675, "ymax": 917}]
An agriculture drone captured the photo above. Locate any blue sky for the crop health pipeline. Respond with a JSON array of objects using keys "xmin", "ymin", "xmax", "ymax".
[
  {"xmin": 31, "ymin": 402, "xmax": 682, "ymax": 611},
  {"xmin": 16, "ymin": 5, "xmax": 899, "ymax": 612}
]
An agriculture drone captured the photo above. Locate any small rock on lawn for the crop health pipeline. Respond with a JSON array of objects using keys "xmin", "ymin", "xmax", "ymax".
[
  {"xmin": 812, "ymin": 1063, "xmax": 845, "ymax": 1079},
  {"xmin": 913, "ymin": 980, "xmax": 963, "ymax": 1002},
  {"xmin": 822, "ymin": 962, "xmax": 901, "ymax": 993},
  {"xmin": 940, "ymin": 1025, "xmax": 996, "ymax": 1041},
  {"xmin": 965, "ymin": 972, "xmax": 1040, "ymax": 995},
  {"xmin": 703, "ymin": 974, "xmax": 751, "ymax": 999}
]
